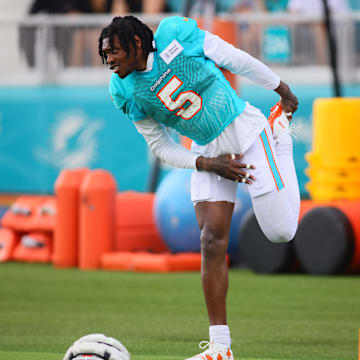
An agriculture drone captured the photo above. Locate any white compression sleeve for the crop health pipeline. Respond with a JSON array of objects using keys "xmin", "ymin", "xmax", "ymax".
[
  {"xmin": 203, "ymin": 30, "xmax": 280, "ymax": 90},
  {"xmin": 133, "ymin": 118, "xmax": 198, "ymax": 169}
]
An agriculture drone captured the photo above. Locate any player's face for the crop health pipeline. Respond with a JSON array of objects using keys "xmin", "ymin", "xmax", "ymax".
[{"xmin": 102, "ymin": 35, "xmax": 143, "ymax": 79}]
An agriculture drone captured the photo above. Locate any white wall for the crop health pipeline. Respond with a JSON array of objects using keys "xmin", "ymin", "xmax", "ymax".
[{"xmin": 0, "ymin": 0, "xmax": 32, "ymax": 15}]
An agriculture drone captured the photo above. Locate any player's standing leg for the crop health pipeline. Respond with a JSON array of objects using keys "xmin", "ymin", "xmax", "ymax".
[{"xmin": 185, "ymin": 201, "xmax": 234, "ymax": 360}]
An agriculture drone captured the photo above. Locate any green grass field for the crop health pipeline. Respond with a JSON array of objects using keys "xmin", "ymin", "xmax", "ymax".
[{"xmin": 0, "ymin": 263, "xmax": 359, "ymax": 360}]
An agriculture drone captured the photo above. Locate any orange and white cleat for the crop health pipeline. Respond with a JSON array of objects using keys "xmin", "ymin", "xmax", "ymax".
[
  {"xmin": 268, "ymin": 101, "xmax": 291, "ymax": 144},
  {"xmin": 268, "ymin": 101, "xmax": 302, "ymax": 144},
  {"xmin": 185, "ymin": 341, "xmax": 233, "ymax": 360}
]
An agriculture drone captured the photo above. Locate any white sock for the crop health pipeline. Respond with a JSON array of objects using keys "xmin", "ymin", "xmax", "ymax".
[{"xmin": 209, "ymin": 325, "xmax": 231, "ymax": 348}]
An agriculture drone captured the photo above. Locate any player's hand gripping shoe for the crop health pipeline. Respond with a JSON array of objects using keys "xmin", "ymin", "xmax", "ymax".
[
  {"xmin": 185, "ymin": 341, "xmax": 233, "ymax": 360},
  {"xmin": 268, "ymin": 101, "xmax": 301, "ymax": 144}
]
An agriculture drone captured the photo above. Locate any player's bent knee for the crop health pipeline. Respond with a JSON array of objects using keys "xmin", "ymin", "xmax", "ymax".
[
  {"xmin": 264, "ymin": 224, "xmax": 297, "ymax": 244},
  {"xmin": 268, "ymin": 232, "xmax": 294, "ymax": 244}
]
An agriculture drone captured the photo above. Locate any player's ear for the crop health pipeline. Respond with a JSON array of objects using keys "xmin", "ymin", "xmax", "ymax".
[{"xmin": 134, "ymin": 35, "xmax": 142, "ymax": 51}]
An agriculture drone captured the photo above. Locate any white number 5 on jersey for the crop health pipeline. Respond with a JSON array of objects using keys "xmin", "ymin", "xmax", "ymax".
[{"xmin": 157, "ymin": 75, "xmax": 202, "ymax": 120}]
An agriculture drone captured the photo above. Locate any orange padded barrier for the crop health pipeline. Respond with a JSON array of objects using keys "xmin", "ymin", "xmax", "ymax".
[
  {"xmin": 115, "ymin": 229, "xmax": 166, "ymax": 253},
  {"xmin": 2, "ymin": 196, "xmax": 54, "ymax": 232},
  {"xmin": 0, "ymin": 228, "xmax": 19, "ymax": 262},
  {"xmin": 79, "ymin": 170, "xmax": 117, "ymax": 270},
  {"xmin": 53, "ymin": 168, "xmax": 89, "ymax": 268},
  {"xmin": 117, "ymin": 191, "xmax": 156, "ymax": 227},
  {"xmin": 116, "ymin": 191, "xmax": 168, "ymax": 252},
  {"xmin": 12, "ymin": 232, "xmax": 52, "ymax": 263},
  {"xmin": 101, "ymin": 252, "xmax": 204, "ymax": 272},
  {"xmin": 300, "ymin": 200, "xmax": 360, "ymax": 272},
  {"xmin": 31, "ymin": 197, "xmax": 56, "ymax": 231}
]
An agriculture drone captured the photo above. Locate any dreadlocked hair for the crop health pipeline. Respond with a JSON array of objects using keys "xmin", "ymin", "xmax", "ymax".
[{"xmin": 98, "ymin": 15, "xmax": 155, "ymax": 63}]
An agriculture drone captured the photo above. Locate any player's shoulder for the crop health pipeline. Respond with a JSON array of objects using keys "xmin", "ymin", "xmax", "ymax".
[
  {"xmin": 157, "ymin": 16, "xmax": 198, "ymax": 33},
  {"xmin": 155, "ymin": 16, "xmax": 202, "ymax": 46},
  {"xmin": 109, "ymin": 72, "xmax": 134, "ymax": 98},
  {"xmin": 109, "ymin": 73, "xmax": 145, "ymax": 118}
]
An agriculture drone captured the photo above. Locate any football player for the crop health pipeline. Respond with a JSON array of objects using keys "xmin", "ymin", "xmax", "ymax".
[{"xmin": 99, "ymin": 15, "xmax": 300, "ymax": 360}]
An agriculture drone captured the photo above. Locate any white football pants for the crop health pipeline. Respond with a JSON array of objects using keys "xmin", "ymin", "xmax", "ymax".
[{"xmin": 191, "ymin": 104, "xmax": 300, "ymax": 243}]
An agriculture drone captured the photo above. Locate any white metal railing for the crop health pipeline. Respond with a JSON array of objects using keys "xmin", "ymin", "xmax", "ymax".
[{"xmin": 0, "ymin": 12, "xmax": 358, "ymax": 85}]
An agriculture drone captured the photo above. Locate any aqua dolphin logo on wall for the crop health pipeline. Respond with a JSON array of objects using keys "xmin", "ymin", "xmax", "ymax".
[{"xmin": 36, "ymin": 110, "xmax": 103, "ymax": 168}]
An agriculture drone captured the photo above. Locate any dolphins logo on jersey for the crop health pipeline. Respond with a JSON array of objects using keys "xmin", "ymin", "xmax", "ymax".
[{"xmin": 150, "ymin": 68, "xmax": 172, "ymax": 92}]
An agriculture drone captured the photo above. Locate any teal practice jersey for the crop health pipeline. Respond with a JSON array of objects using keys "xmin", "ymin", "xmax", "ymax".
[{"xmin": 109, "ymin": 16, "xmax": 246, "ymax": 145}]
